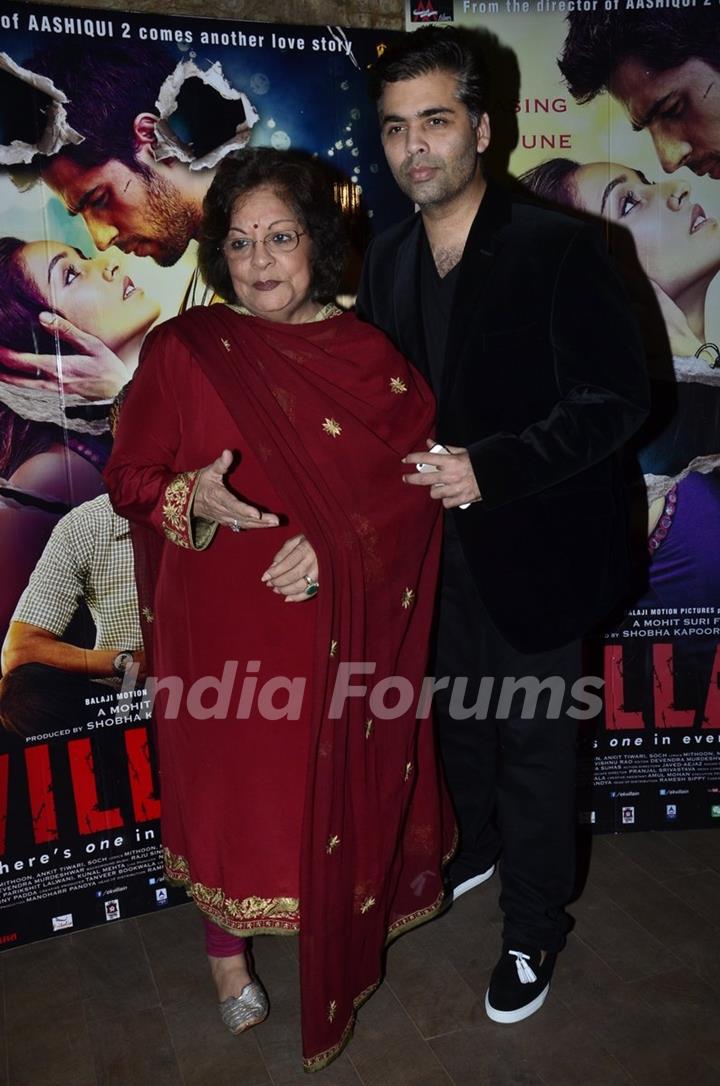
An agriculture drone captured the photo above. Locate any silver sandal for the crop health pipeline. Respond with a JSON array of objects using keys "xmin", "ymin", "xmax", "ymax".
[{"xmin": 218, "ymin": 980, "xmax": 269, "ymax": 1035}]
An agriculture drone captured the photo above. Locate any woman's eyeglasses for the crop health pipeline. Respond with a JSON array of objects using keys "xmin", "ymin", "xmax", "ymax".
[{"xmin": 222, "ymin": 231, "xmax": 305, "ymax": 260}]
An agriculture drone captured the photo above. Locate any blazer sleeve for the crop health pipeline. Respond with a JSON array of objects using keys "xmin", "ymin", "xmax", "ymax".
[
  {"xmin": 467, "ymin": 224, "xmax": 650, "ymax": 508},
  {"xmin": 104, "ymin": 326, "xmax": 217, "ymax": 551}
]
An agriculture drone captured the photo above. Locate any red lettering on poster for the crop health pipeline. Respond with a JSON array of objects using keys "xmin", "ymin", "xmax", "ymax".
[
  {"xmin": 652, "ymin": 643, "xmax": 695, "ymax": 729},
  {"xmin": 0, "ymin": 755, "xmax": 8, "ymax": 854},
  {"xmin": 124, "ymin": 728, "xmax": 160, "ymax": 822},
  {"xmin": 701, "ymin": 643, "xmax": 720, "ymax": 729},
  {"xmin": 604, "ymin": 645, "xmax": 643, "ymax": 730},
  {"xmin": 67, "ymin": 738, "xmax": 123, "ymax": 834},
  {"xmin": 25, "ymin": 745, "xmax": 58, "ymax": 843}
]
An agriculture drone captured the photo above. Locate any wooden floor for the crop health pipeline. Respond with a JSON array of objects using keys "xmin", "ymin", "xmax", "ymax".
[{"xmin": 2, "ymin": 829, "xmax": 719, "ymax": 1085}]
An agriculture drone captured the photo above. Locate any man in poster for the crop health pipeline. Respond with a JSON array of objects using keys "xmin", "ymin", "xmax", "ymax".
[
  {"xmin": 560, "ymin": 10, "xmax": 720, "ymax": 180},
  {"xmin": 0, "ymin": 493, "xmax": 144, "ymax": 738},
  {"xmin": 358, "ymin": 28, "xmax": 648, "ymax": 1024},
  {"xmin": 22, "ymin": 41, "xmax": 254, "ymax": 273},
  {"xmin": 0, "ymin": 40, "xmax": 255, "ymax": 382}
]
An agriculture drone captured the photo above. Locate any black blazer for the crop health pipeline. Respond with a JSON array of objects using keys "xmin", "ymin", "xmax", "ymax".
[{"xmin": 357, "ymin": 181, "xmax": 650, "ymax": 653}]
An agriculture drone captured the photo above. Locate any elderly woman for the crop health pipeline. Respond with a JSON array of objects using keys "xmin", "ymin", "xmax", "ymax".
[{"xmin": 104, "ymin": 148, "xmax": 454, "ymax": 1071}]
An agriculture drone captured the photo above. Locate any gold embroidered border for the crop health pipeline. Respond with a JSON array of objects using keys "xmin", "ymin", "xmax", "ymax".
[
  {"xmin": 304, "ymin": 830, "xmax": 457, "ymax": 1072},
  {"xmin": 165, "ymin": 830, "xmax": 456, "ymax": 1073},
  {"xmin": 161, "ymin": 472, "xmax": 217, "ymax": 551},
  {"xmin": 226, "ymin": 301, "xmax": 341, "ymax": 323},
  {"xmin": 303, "ymin": 979, "xmax": 380, "ymax": 1073},
  {"xmin": 162, "ymin": 472, "xmax": 198, "ymax": 549},
  {"xmin": 443, "ymin": 823, "xmax": 460, "ymax": 868},
  {"xmin": 164, "ymin": 847, "xmax": 300, "ymax": 934},
  {"xmin": 303, "ymin": 886, "xmax": 447, "ymax": 1074}
]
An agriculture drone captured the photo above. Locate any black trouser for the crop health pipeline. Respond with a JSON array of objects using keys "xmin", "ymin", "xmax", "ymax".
[
  {"xmin": 0, "ymin": 663, "xmax": 114, "ymax": 738},
  {"xmin": 434, "ymin": 523, "xmax": 580, "ymax": 953}
]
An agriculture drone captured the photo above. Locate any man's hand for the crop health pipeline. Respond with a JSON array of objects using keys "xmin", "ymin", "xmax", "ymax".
[
  {"xmin": 262, "ymin": 534, "xmax": 319, "ymax": 602},
  {"xmin": 0, "ymin": 312, "xmax": 129, "ymax": 399},
  {"xmin": 193, "ymin": 449, "xmax": 280, "ymax": 530},
  {"xmin": 403, "ymin": 441, "xmax": 482, "ymax": 509}
]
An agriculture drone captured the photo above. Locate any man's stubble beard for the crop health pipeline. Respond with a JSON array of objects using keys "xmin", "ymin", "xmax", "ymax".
[
  {"xmin": 396, "ymin": 141, "xmax": 480, "ymax": 211},
  {"xmin": 140, "ymin": 168, "xmax": 200, "ymax": 267}
]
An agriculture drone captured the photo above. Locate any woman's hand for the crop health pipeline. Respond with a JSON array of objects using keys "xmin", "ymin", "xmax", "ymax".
[
  {"xmin": 261, "ymin": 534, "xmax": 319, "ymax": 602},
  {"xmin": 0, "ymin": 313, "xmax": 129, "ymax": 399},
  {"xmin": 650, "ymin": 282, "xmax": 702, "ymax": 358},
  {"xmin": 193, "ymin": 449, "xmax": 280, "ymax": 531}
]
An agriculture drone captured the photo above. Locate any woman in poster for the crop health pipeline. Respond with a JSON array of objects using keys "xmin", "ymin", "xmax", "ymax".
[
  {"xmin": 105, "ymin": 149, "xmax": 453, "ymax": 1071},
  {"xmin": 0, "ymin": 237, "xmax": 161, "ymax": 636},
  {"xmin": 521, "ymin": 158, "xmax": 720, "ymax": 609},
  {"xmin": 520, "ymin": 159, "xmax": 720, "ymax": 361},
  {"xmin": 0, "ymin": 236, "xmax": 160, "ymax": 490}
]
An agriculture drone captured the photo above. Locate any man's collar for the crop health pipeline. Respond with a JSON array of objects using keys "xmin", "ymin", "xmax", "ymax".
[
  {"xmin": 418, "ymin": 175, "xmax": 512, "ymax": 257},
  {"xmin": 467, "ymin": 176, "xmax": 513, "ymax": 255}
]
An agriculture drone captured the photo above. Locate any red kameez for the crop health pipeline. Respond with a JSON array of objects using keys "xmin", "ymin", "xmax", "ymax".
[{"xmin": 105, "ymin": 306, "xmax": 455, "ymax": 1070}]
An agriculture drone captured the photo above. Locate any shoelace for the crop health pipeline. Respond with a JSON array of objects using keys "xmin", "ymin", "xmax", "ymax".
[{"xmin": 509, "ymin": 950, "xmax": 537, "ymax": 984}]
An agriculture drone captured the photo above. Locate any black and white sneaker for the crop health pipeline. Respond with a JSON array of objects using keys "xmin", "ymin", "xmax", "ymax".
[
  {"xmin": 452, "ymin": 865, "xmax": 495, "ymax": 901},
  {"xmin": 485, "ymin": 945, "xmax": 556, "ymax": 1024},
  {"xmin": 446, "ymin": 853, "xmax": 496, "ymax": 903}
]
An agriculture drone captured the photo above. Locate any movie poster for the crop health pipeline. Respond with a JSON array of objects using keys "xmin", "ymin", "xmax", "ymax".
[
  {"xmin": 0, "ymin": 0, "xmax": 406, "ymax": 948},
  {"xmin": 405, "ymin": 1, "xmax": 720, "ymax": 831}
]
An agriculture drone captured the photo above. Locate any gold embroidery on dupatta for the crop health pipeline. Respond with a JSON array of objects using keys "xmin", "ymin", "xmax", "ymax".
[
  {"xmin": 322, "ymin": 417, "xmax": 342, "ymax": 438},
  {"xmin": 401, "ymin": 587, "xmax": 416, "ymax": 609}
]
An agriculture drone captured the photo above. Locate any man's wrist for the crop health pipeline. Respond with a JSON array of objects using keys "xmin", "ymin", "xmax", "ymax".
[{"xmin": 112, "ymin": 651, "xmax": 135, "ymax": 678}]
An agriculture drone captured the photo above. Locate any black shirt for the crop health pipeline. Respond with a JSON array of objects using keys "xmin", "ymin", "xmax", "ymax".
[{"xmin": 420, "ymin": 230, "xmax": 461, "ymax": 394}]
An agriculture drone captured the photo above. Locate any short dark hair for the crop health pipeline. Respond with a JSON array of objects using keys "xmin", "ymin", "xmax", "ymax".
[
  {"xmin": 559, "ymin": 11, "xmax": 720, "ymax": 104},
  {"xmin": 367, "ymin": 28, "xmax": 489, "ymax": 125},
  {"xmin": 27, "ymin": 41, "xmax": 174, "ymax": 172},
  {"xmin": 519, "ymin": 158, "xmax": 580, "ymax": 208},
  {"xmin": 198, "ymin": 148, "xmax": 348, "ymax": 304}
]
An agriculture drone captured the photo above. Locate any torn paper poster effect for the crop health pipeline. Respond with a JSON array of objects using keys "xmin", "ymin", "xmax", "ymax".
[
  {"xmin": 154, "ymin": 56, "xmax": 259, "ymax": 171},
  {"xmin": 0, "ymin": 53, "xmax": 84, "ymax": 166},
  {"xmin": 326, "ymin": 27, "xmax": 359, "ymax": 69}
]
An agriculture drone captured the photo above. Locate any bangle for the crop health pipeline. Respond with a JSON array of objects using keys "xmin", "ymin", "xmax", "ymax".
[{"xmin": 695, "ymin": 342, "xmax": 720, "ymax": 367}]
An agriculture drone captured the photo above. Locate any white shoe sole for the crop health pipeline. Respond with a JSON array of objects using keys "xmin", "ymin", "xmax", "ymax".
[
  {"xmin": 484, "ymin": 982, "xmax": 550, "ymax": 1024},
  {"xmin": 452, "ymin": 865, "xmax": 495, "ymax": 901}
]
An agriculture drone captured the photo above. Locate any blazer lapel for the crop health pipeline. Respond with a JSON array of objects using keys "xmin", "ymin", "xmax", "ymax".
[
  {"xmin": 392, "ymin": 216, "xmax": 430, "ymax": 381},
  {"xmin": 442, "ymin": 179, "xmax": 512, "ymax": 400}
]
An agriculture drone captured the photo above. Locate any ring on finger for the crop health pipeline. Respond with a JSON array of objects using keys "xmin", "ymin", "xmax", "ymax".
[
  {"xmin": 230, "ymin": 519, "xmax": 240, "ymax": 532},
  {"xmin": 304, "ymin": 574, "xmax": 319, "ymax": 596}
]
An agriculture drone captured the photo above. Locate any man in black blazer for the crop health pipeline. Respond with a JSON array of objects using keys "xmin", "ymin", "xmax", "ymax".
[{"xmin": 357, "ymin": 29, "xmax": 649, "ymax": 1024}]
